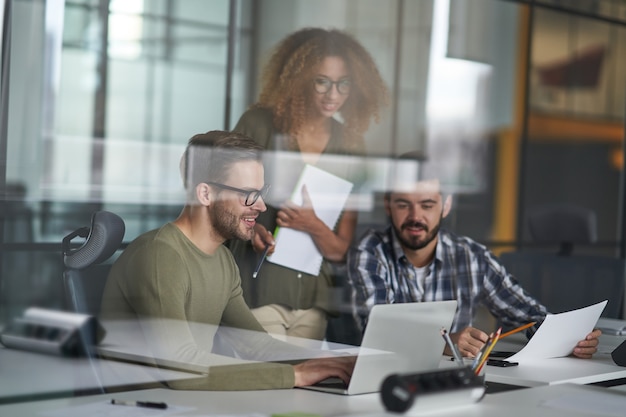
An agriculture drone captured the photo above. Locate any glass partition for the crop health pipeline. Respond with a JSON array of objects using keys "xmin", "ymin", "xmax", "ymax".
[{"xmin": 0, "ymin": 0, "xmax": 625, "ymax": 370}]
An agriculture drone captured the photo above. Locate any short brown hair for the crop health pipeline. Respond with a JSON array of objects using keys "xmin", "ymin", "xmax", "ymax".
[{"xmin": 180, "ymin": 130, "xmax": 263, "ymax": 195}]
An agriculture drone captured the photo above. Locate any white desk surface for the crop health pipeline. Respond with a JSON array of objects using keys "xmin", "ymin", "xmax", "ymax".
[
  {"xmin": 2, "ymin": 324, "xmax": 626, "ymax": 411},
  {"xmin": 0, "ymin": 347, "xmax": 202, "ymax": 403},
  {"xmin": 0, "ymin": 320, "xmax": 360, "ymax": 406},
  {"xmin": 2, "ymin": 383, "xmax": 626, "ymax": 417},
  {"xmin": 484, "ymin": 355, "xmax": 626, "ymax": 386},
  {"xmin": 473, "ymin": 332, "xmax": 626, "ymax": 387}
]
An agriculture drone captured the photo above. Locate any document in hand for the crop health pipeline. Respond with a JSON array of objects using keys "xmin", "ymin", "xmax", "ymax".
[
  {"xmin": 268, "ymin": 164, "xmax": 353, "ymax": 276},
  {"xmin": 507, "ymin": 300, "xmax": 607, "ymax": 363}
]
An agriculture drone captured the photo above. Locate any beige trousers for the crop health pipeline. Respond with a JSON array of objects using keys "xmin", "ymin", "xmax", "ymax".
[{"xmin": 250, "ymin": 304, "xmax": 327, "ymax": 340}]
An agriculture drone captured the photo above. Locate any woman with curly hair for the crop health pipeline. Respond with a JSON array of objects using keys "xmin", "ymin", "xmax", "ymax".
[{"xmin": 230, "ymin": 27, "xmax": 388, "ymax": 341}]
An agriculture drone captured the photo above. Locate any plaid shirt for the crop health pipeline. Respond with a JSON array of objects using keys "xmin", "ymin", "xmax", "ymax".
[{"xmin": 347, "ymin": 226, "xmax": 547, "ymax": 333}]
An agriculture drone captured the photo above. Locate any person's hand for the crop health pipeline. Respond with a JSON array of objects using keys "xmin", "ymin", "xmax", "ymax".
[
  {"xmin": 292, "ymin": 356, "xmax": 356, "ymax": 387},
  {"xmin": 251, "ymin": 223, "xmax": 275, "ymax": 255},
  {"xmin": 450, "ymin": 327, "xmax": 489, "ymax": 358},
  {"xmin": 276, "ymin": 185, "xmax": 323, "ymax": 233},
  {"xmin": 571, "ymin": 328, "xmax": 602, "ymax": 359}
]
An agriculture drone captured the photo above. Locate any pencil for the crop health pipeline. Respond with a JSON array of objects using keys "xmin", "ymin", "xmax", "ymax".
[
  {"xmin": 475, "ymin": 327, "xmax": 502, "ymax": 375},
  {"xmin": 499, "ymin": 322, "xmax": 536, "ymax": 339},
  {"xmin": 471, "ymin": 336, "xmax": 490, "ymax": 370}
]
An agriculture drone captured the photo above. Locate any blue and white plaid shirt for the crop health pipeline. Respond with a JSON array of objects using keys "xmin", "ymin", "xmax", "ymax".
[{"xmin": 347, "ymin": 226, "xmax": 548, "ymax": 333}]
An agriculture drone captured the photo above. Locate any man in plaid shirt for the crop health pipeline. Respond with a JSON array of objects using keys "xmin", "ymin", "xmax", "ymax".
[{"xmin": 347, "ymin": 175, "xmax": 601, "ymax": 359}]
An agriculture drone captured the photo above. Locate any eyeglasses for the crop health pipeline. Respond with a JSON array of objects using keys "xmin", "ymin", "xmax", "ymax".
[
  {"xmin": 207, "ymin": 182, "xmax": 270, "ymax": 206},
  {"xmin": 314, "ymin": 77, "xmax": 351, "ymax": 95}
]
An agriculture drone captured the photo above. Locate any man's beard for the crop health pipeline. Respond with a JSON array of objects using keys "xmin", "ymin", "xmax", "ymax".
[
  {"xmin": 394, "ymin": 217, "xmax": 442, "ymax": 251},
  {"xmin": 210, "ymin": 200, "xmax": 254, "ymax": 241}
]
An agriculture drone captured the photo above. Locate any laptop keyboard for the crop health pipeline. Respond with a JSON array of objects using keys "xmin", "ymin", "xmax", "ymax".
[{"xmin": 313, "ymin": 377, "xmax": 348, "ymax": 390}]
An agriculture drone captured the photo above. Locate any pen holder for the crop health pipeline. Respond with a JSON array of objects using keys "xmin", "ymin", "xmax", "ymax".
[
  {"xmin": 462, "ymin": 357, "xmax": 486, "ymax": 376},
  {"xmin": 380, "ymin": 366, "xmax": 486, "ymax": 413}
]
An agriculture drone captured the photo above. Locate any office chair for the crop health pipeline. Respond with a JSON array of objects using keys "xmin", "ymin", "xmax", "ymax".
[
  {"xmin": 500, "ymin": 204, "xmax": 624, "ymax": 318},
  {"xmin": 527, "ymin": 203, "xmax": 597, "ymax": 256},
  {"xmin": 60, "ymin": 211, "xmax": 125, "ymax": 394},
  {"xmin": 62, "ymin": 210, "xmax": 125, "ymax": 315}
]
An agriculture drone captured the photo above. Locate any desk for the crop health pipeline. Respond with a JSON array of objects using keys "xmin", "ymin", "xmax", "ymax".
[
  {"xmin": 0, "ymin": 347, "xmax": 202, "ymax": 404},
  {"xmin": 1, "ymin": 383, "xmax": 626, "ymax": 416},
  {"xmin": 481, "ymin": 333, "xmax": 626, "ymax": 387},
  {"xmin": 485, "ymin": 355, "xmax": 626, "ymax": 387},
  {"xmin": 0, "ymin": 320, "xmax": 360, "ymax": 405},
  {"xmin": 3, "ymin": 327, "xmax": 626, "ymax": 411}
]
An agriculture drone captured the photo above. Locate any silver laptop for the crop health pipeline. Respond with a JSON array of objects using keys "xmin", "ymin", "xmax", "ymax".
[{"xmin": 304, "ymin": 300, "xmax": 458, "ymax": 395}]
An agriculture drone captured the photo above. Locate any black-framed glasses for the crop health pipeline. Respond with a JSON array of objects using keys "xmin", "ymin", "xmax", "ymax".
[
  {"xmin": 207, "ymin": 182, "xmax": 270, "ymax": 206},
  {"xmin": 314, "ymin": 77, "xmax": 351, "ymax": 95}
]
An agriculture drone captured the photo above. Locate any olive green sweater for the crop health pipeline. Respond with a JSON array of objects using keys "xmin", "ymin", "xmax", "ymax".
[{"xmin": 100, "ymin": 223, "xmax": 295, "ymax": 390}]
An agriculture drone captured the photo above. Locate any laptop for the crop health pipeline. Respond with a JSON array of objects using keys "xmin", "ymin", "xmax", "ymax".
[{"xmin": 303, "ymin": 300, "xmax": 458, "ymax": 395}]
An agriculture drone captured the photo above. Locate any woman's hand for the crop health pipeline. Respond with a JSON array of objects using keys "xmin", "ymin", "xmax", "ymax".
[
  {"xmin": 276, "ymin": 184, "xmax": 357, "ymax": 262},
  {"xmin": 276, "ymin": 185, "xmax": 323, "ymax": 233}
]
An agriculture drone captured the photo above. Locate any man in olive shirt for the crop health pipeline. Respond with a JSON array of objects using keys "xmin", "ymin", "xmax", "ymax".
[{"xmin": 101, "ymin": 131, "xmax": 352, "ymax": 390}]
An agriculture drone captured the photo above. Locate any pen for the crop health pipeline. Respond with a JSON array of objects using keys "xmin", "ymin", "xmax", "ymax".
[
  {"xmin": 111, "ymin": 399, "xmax": 168, "ymax": 409},
  {"xmin": 441, "ymin": 328, "xmax": 464, "ymax": 366},
  {"xmin": 252, "ymin": 245, "xmax": 271, "ymax": 278},
  {"xmin": 499, "ymin": 322, "xmax": 536, "ymax": 339}
]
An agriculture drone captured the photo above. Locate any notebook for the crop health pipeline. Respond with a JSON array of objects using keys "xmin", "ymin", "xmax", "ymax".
[{"xmin": 303, "ymin": 300, "xmax": 458, "ymax": 395}]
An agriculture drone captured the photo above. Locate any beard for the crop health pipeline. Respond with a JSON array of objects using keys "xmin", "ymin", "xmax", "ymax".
[
  {"xmin": 210, "ymin": 199, "xmax": 254, "ymax": 241},
  {"xmin": 393, "ymin": 217, "xmax": 442, "ymax": 251}
]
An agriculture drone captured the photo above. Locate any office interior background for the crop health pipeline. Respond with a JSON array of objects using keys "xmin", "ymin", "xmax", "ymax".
[{"xmin": 1, "ymin": 0, "xmax": 626, "ymax": 330}]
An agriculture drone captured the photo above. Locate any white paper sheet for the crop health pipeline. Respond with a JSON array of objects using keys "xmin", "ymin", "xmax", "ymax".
[
  {"xmin": 268, "ymin": 164, "xmax": 353, "ymax": 276},
  {"xmin": 507, "ymin": 300, "xmax": 607, "ymax": 363}
]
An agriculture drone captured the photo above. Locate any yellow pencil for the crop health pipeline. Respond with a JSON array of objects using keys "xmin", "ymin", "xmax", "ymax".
[
  {"xmin": 499, "ymin": 322, "xmax": 537, "ymax": 339},
  {"xmin": 475, "ymin": 327, "xmax": 502, "ymax": 375}
]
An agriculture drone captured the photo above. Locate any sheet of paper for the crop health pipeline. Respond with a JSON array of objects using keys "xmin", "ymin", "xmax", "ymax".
[
  {"xmin": 268, "ymin": 164, "xmax": 353, "ymax": 276},
  {"xmin": 507, "ymin": 300, "xmax": 607, "ymax": 363}
]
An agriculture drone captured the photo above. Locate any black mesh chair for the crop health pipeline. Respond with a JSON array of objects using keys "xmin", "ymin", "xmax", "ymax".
[
  {"xmin": 62, "ymin": 211, "xmax": 125, "ymax": 315},
  {"xmin": 61, "ymin": 211, "xmax": 125, "ymax": 393}
]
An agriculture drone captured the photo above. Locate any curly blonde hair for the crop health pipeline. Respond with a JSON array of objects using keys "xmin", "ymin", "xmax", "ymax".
[{"xmin": 256, "ymin": 27, "xmax": 389, "ymax": 151}]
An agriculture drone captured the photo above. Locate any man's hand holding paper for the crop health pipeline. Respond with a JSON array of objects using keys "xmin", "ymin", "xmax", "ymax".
[
  {"xmin": 572, "ymin": 328, "xmax": 602, "ymax": 359},
  {"xmin": 507, "ymin": 300, "xmax": 606, "ymax": 363}
]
